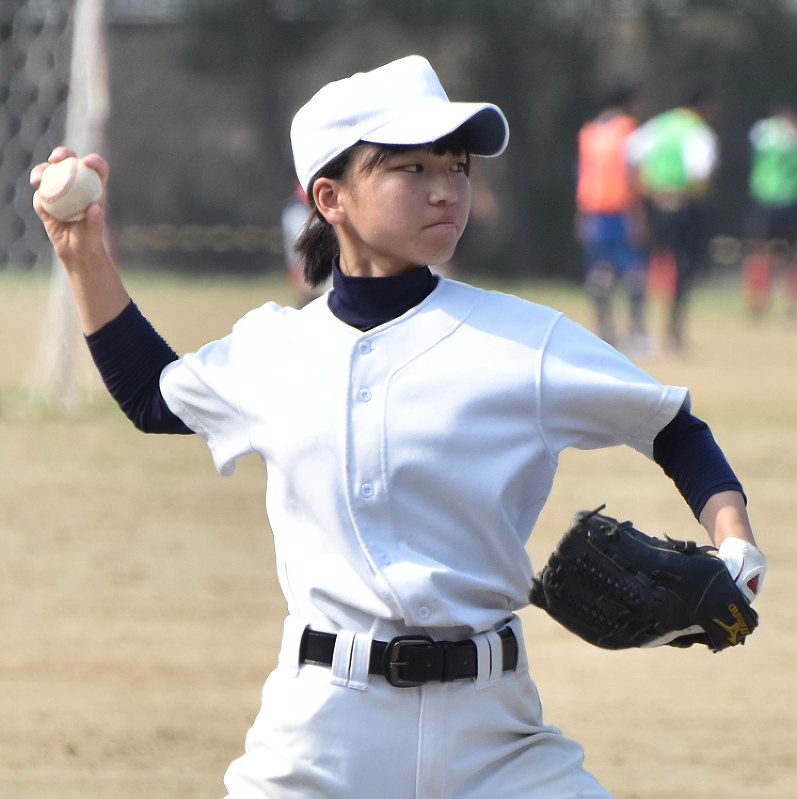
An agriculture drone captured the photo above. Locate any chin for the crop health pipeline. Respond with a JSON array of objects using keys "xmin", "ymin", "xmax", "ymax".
[{"xmin": 423, "ymin": 245, "xmax": 458, "ymax": 267}]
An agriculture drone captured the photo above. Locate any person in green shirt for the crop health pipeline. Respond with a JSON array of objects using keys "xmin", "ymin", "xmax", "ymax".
[
  {"xmin": 742, "ymin": 99, "xmax": 797, "ymax": 320},
  {"xmin": 626, "ymin": 89, "xmax": 719, "ymax": 351}
]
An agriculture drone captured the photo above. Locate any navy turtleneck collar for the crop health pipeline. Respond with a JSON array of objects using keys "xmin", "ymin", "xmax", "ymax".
[{"xmin": 328, "ymin": 264, "xmax": 439, "ymax": 331}]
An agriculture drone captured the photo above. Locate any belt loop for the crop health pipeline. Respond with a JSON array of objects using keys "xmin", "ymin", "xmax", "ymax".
[
  {"xmin": 331, "ymin": 629, "xmax": 356, "ymax": 687},
  {"xmin": 485, "ymin": 629, "xmax": 504, "ymax": 682},
  {"xmin": 348, "ymin": 632, "xmax": 373, "ymax": 691},
  {"xmin": 472, "ymin": 632, "xmax": 492, "ymax": 690}
]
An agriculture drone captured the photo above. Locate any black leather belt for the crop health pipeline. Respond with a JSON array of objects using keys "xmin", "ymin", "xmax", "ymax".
[{"xmin": 299, "ymin": 626, "xmax": 518, "ymax": 688}]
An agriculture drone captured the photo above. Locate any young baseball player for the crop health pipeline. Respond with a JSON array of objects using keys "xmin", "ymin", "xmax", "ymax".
[{"xmin": 32, "ymin": 55, "xmax": 765, "ymax": 799}]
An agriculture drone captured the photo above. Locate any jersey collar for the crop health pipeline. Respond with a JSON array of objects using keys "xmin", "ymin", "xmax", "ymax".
[{"xmin": 328, "ymin": 263, "xmax": 439, "ymax": 331}]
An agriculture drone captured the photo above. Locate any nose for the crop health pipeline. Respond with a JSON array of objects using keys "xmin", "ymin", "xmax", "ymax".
[{"xmin": 429, "ymin": 169, "xmax": 458, "ymax": 205}]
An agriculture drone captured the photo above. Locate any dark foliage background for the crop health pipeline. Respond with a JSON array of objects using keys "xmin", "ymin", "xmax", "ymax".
[{"xmin": 16, "ymin": 0, "xmax": 797, "ymax": 277}]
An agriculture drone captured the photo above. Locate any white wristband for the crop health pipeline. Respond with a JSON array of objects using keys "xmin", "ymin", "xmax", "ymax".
[{"xmin": 717, "ymin": 537, "xmax": 767, "ymax": 603}]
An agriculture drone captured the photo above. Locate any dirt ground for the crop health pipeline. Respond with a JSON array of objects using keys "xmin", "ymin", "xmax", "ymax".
[{"xmin": 1, "ymin": 271, "xmax": 795, "ymax": 798}]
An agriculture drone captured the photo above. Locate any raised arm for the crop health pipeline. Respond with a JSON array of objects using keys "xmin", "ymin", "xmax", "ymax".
[
  {"xmin": 31, "ymin": 147, "xmax": 130, "ymax": 334},
  {"xmin": 31, "ymin": 147, "xmax": 190, "ymax": 435}
]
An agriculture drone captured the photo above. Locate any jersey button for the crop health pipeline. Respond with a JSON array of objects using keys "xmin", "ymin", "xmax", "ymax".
[
  {"xmin": 357, "ymin": 341, "xmax": 372, "ymax": 354},
  {"xmin": 417, "ymin": 606, "xmax": 431, "ymax": 620},
  {"xmin": 358, "ymin": 388, "xmax": 372, "ymax": 402},
  {"xmin": 361, "ymin": 483, "xmax": 374, "ymax": 498}
]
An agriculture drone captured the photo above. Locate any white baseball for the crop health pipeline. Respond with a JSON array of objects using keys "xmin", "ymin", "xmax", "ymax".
[{"xmin": 38, "ymin": 156, "xmax": 102, "ymax": 222}]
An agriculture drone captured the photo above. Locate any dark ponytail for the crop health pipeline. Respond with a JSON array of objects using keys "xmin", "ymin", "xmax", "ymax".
[
  {"xmin": 296, "ymin": 212, "xmax": 339, "ymax": 288},
  {"xmin": 295, "ymin": 147, "xmax": 359, "ymax": 288}
]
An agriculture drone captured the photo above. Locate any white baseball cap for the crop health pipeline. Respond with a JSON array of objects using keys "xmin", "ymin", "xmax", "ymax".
[{"xmin": 290, "ymin": 55, "xmax": 510, "ymax": 191}]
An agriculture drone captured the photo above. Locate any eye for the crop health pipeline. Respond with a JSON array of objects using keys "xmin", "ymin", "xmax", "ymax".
[
  {"xmin": 451, "ymin": 160, "xmax": 468, "ymax": 174},
  {"xmin": 399, "ymin": 162, "xmax": 423, "ymax": 173}
]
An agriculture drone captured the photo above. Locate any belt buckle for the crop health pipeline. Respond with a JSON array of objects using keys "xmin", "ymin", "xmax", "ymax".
[{"xmin": 384, "ymin": 635, "xmax": 434, "ymax": 688}]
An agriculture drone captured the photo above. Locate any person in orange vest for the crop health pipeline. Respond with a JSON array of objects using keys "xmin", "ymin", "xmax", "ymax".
[{"xmin": 575, "ymin": 86, "xmax": 650, "ymax": 353}]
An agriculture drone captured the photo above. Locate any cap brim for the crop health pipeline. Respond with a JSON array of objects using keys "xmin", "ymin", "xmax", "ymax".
[{"xmin": 360, "ymin": 99, "xmax": 509, "ymax": 156}]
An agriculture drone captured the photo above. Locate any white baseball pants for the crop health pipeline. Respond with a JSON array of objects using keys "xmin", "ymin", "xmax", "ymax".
[{"xmin": 222, "ymin": 616, "xmax": 612, "ymax": 799}]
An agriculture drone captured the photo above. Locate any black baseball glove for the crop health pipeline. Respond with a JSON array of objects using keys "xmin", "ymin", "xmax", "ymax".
[{"xmin": 529, "ymin": 506, "xmax": 758, "ymax": 652}]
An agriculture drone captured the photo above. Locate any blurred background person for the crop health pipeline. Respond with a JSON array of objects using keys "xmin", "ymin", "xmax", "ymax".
[
  {"xmin": 574, "ymin": 86, "xmax": 650, "ymax": 353},
  {"xmin": 742, "ymin": 98, "xmax": 797, "ymax": 321},
  {"xmin": 627, "ymin": 89, "xmax": 719, "ymax": 352}
]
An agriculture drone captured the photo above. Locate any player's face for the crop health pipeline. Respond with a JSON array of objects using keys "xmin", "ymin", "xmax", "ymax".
[{"xmin": 332, "ymin": 144, "xmax": 471, "ymax": 278}]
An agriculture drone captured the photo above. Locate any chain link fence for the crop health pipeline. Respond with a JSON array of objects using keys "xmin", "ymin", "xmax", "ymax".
[{"xmin": 0, "ymin": 0, "xmax": 71, "ymax": 270}]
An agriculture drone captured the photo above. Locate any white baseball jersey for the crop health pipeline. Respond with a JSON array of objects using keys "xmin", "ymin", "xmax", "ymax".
[{"xmin": 160, "ymin": 277, "xmax": 688, "ymax": 636}]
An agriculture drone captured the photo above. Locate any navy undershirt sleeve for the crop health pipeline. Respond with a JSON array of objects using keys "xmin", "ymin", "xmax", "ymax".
[
  {"xmin": 85, "ymin": 301, "xmax": 192, "ymax": 434},
  {"xmin": 653, "ymin": 407, "xmax": 745, "ymax": 519}
]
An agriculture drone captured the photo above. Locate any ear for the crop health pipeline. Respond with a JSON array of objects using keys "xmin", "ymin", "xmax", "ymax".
[{"xmin": 313, "ymin": 177, "xmax": 347, "ymax": 226}]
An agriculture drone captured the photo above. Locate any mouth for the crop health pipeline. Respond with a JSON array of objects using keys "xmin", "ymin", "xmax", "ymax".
[{"xmin": 426, "ymin": 217, "xmax": 458, "ymax": 230}]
